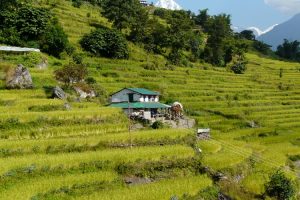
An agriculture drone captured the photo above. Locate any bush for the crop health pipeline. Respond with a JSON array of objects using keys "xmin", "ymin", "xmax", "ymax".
[
  {"xmin": 54, "ymin": 64, "xmax": 87, "ymax": 86},
  {"xmin": 151, "ymin": 121, "xmax": 164, "ymax": 129},
  {"xmin": 231, "ymin": 62, "xmax": 247, "ymax": 74},
  {"xmin": 19, "ymin": 52, "xmax": 43, "ymax": 68},
  {"xmin": 85, "ymin": 77, "xmax": 97, "ymax": 85},
  {"xmin": 72, "ymin": 0, "xmax": 83, "ymax": 7},
  {"xmin": 72, "ymin": 53, "xmax": 83, "ymax": 64},
  {"xmin": 80, "ymin": 27, "xmax": 129, "ymax": 59},
  {"xmin": 265, "ymin": 170, "xmax": 295, "ymax": 200}
]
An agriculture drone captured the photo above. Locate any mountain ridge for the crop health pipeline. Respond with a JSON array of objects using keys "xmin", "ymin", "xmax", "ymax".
[{"xmin": 258, "ymin": 13, "xmax": 300, "ymax": 49}]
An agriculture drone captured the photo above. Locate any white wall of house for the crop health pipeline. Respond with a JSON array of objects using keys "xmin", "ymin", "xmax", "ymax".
[
  {"xmin": 111, "ymin": 89, "xmax": 141, "ymax": 103},
  {"xmin": 139, "ymin": 96, "xmax": 144, "ymax": 102},
  {"xmin": 144, "ymin": 96, "xmax": 149, "ymax": 102},
  {"xmin": 111, "ymin": 89, "xmax": 160, "ymax": 103}
]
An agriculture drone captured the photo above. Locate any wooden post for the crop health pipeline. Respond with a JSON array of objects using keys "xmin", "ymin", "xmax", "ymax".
[{"xmin": 128, "ymin": 100, "xmax": 132, "ymax": 149}]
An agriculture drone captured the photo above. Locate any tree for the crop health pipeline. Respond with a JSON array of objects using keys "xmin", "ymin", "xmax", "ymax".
[
  {"xmin": 194, "ymin": 9, "xmax": 210, "ymax": 31},
  {"xmin": 239, "ymin": 30, "xmax": 255, "ymax": 40},
  {"xmin": 276, "ymin": 39, "xmax": 300, "ymax": 61},
  {"xmin": 166, "ymin": 10, "xmax": 194, "ymax": 64},
  {"xmin": 101, "ymin": 0, "xmax": 142, "ymax": 30},
  {"xmin": 265, "ymin": 170, "xmax": 295, "ymax": 200},
  {"xmin": 143, "ymin": 18, "xmax": 168, "ymax": 54},
  {"xmin": 80, "ymin": 27, "xmax": 129, "ymax": 59},
  {"xmin": 39, "ymin": 19, "xmax": 69, "ymax": 57},
  {"xmin": 129, "ymin": 6, "xmax": 149, "ymax": 43},
  {"xmin": 203, "ymin": 14, "xmax": 232, "ymax": 66},
  {"xmin": 16, "ymin": 6, "xmax": 50, "ymax": 40},
  {"xmin": 153, "ymin": 8, "xmax": 171, "ymax": 19},
  {"xmin": 54, "ymin": 64, "xmax": 87, "ymax": 87}
]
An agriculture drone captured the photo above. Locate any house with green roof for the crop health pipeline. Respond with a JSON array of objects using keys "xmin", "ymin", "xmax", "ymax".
[{"xmin": 109, "ymin": 88, "xmax": 170, "ymax": 119}]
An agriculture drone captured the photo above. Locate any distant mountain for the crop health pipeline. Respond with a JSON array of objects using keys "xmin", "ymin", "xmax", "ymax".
[
  {"xmin": 155, "ymin": 0, "xmax": 181, "ymax": 10},
  {"xmin": 258, "ymin": 13, "xmax": 300, "ymax": 50}
]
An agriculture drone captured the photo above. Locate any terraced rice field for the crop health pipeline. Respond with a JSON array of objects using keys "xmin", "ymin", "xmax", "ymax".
[{"xmin": 1, "ymin": 52, "xmax": 300, "ymax": 199}]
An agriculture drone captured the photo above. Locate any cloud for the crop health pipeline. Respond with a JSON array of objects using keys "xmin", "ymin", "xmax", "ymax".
[{"xmin": 264, "ymin": 0, "xmax": 300, "ymax": 14}]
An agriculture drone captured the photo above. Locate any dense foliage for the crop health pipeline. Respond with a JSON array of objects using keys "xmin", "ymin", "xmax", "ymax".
[
  {"xmin": 253, "ymin": 40, "xmax": 273, "ymax": 55},
  {"xmin": 80, "ymin": 27, "xmax": 129, "ymax": 59},
  {"xmin": 239, "ymin": 30, "xmax": 256, "ymax": 41},
  {"xmin": 276, "ymin": 39, "xmax": 300, "ymax": 61},
  {"xmin": 0, "ymin": 0, "xmax": 18, "ymax": 11},
  {"xmin": 39, "ymin": 19, "xmax": 69, "ymax": 57}
]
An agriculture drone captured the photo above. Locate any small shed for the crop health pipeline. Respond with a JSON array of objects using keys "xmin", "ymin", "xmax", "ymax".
[{"xmin": 197, "ymin": 128, "xmax": 211, "ymax": 140}]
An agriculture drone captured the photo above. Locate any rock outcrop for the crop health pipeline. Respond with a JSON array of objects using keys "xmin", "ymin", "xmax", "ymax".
[
  {"xmin": 6, "ymin": 64, "xmax": 33, "ymax": 89},
  {"xmin": 74, "ymin": 86, "xmax": 96, "ymax": 99},
  {"xmin": 52, "ymin": 86, "xmax": 66, "ymax": 100}
]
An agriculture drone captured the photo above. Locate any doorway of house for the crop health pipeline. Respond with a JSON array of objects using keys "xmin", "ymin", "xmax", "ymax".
[{"xmin": 128, "ymin": 94, "xmax": 134, "ymax": 102}]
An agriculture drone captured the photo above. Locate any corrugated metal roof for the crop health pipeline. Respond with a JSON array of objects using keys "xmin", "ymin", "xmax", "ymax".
[
  {"xmin": 197, "ymin": 128, "xmax": 211, "ymax": 133},
  {"xmin": 0, "ymin": 46, "xmax": 40, "ymax": 52},
  {"xmin": 127, "ymin": 88, "xmax": 160, "ymax": 95},
  {"xmin": 109, "ymin": 102, "xmax": 170, "ymax": 109}
]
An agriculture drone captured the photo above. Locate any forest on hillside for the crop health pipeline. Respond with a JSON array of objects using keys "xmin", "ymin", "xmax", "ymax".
[{"xmin": 0, "ymin": 0, "xmax": 274, "ymax": 74}]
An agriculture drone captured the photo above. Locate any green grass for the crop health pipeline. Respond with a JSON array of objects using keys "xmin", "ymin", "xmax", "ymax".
[{"xmin": 72, "ymin": 175, "xmax": 212, "ymax": 200}]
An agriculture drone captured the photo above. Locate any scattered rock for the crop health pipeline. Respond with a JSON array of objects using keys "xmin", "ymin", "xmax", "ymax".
[
  {"xmin": 233, "ymin": 174, "xmax": 244, "ymax": 183},
  {"xmin": 131, "ymin": 123, "xmax": 144, "ymax": 131},
  {"xmin": 124, "ymin": 177, "xmax": 152, "ymax": 185},
  {"xmin": 52, "ymin": 86, "xmax": 66, "ymax": 100},
  {"xmin": 6, "ymin": 64, "xmax": 33, "ymax": 89},
  {"xmin": 213, "ymin": 172, "xmax": 228, "ymax": 182},
  {"xmin": 36, "ymin": 58, "xmax": 48, "ymax": 69},
  {"xmin": 74, "ymin": 86, "xmax": 96, "ymax": 99},
  {"xmin": 218, "ymin": 192, "xmax": 232, "ymax": 200},
  {"xmin": 197, "ymin": 128, "xmax": 211, "ymax": 140},
  {"xmin": 248, "ymin": 121, "xmax": 259, "ymax": 128},
  {"xmin": 170, "ymin": 196, "xmax": 179, "ymax": 200},
  {"xmin": 64, "ymin": 103, "xmax": 71, "ymax": 110}
]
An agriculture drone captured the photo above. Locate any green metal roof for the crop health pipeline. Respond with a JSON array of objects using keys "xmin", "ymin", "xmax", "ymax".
[
  {"xmin": 127, "ymin": 88, "xmax": 160, "ymax": 95},
  {"xmin": 109, "ymin": 102, "xmax": 170, "ymax": 109}
]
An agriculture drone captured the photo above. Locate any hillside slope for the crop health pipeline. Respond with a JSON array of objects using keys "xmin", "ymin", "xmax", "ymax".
[{"xmin": 0, "ymin": 1, "xmax": 299, "ymax": 199}]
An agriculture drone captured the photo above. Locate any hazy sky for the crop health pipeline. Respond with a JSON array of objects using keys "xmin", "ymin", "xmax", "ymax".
[{"xmin": 151, "ymin": 0, "xmax": 300, "ymax": 31}]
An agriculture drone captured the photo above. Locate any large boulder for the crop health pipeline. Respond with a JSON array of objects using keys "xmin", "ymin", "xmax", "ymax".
[
  {"xmin": 6, "ymin": 64, "xmax": 33, "ymax": 89},
  {"xmin": 52, "ymin": 86, "xmax": 66, "ymax": 100}
]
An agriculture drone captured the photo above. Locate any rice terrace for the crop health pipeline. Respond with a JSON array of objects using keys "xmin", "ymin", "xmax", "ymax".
[{"xmin": 0, "ymin": 0, "xmax": 300, "ymax": 199}]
